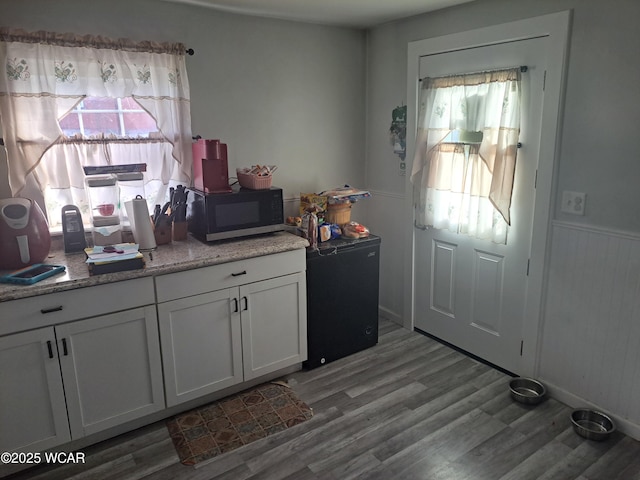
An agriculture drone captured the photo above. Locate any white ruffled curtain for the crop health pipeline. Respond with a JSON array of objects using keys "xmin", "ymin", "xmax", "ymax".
[
  {"xmin": 410, "ymin": 69, "xmax": 521, "ymax": 244},
  {"xmin": 40, "ymin": 139, "xmax": 176, "ymax": 226},
  {"xmin": 0, "ymin": 28, "xmax": 192, "ymax": 226}
]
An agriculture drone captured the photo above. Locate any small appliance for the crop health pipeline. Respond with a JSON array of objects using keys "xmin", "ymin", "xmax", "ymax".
[
  {"xmin": 187, "ymin": 185, "xmax": 284, "ymax": 241},
  {"xmin": 61, "ymin": 204, "xmax": 87, "ymax": 253},
  {"xmin": 304, "ymin": 235, "xmax": 380, "ymax": 369},
  {"xmin": 192, "ymin": 138, "xmax": 232, "ymax": 194},
  {"xmin": 0, "ymin": 198, "xmax": 51, "ymax": 270}
]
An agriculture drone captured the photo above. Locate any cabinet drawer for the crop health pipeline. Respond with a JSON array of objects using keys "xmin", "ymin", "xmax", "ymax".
[
  {"xmin": 155, "ymin": 249, "xmax": 305, "ymax": 303},
  {"xmin": 0, "ymin": 277, "xmax": 155, "ymax": 336}
]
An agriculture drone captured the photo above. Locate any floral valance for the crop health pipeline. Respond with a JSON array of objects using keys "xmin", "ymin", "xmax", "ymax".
[
  {"xmin": 0, "ymin": 27, "xmax": 192, "ymax": 195},
  {"xmin": 0, "ymin": 27, "xmax": 189, "ymax": 101}
]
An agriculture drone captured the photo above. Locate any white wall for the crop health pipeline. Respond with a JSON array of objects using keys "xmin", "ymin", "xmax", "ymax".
[
  {"xmin": 365, "ymin": 0, "xmax": 640, "ymax": 436},
  {"xmin": 0, "ymin": 0, "xmax": 367, "ymax": 202}
]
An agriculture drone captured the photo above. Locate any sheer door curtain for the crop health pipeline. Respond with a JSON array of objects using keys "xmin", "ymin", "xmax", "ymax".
[
  {"xmin": 0, "ymin": 28, "xmax": 192, "ymax": 227},
  {"xmin": 410, "ymin": 69, "xmax": 521, "ymax": 244}
]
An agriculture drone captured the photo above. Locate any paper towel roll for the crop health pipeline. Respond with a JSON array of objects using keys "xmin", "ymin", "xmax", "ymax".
[{"xmin": 126, "ymin": 197, "xmax": 156, "ymax": 251}]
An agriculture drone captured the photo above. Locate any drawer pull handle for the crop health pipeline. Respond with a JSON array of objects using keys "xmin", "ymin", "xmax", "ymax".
[
  {"xmin": 231, "ymin": 270, "xmax": 247, "ymax": 277},
  {"xmin": 242, "ymin": 296, "xmax": 248, "ymax": 311},
  {"xmin": 41, "ymin": 306, "xmax": 63, "ymax": 314},
  {"xmin": 62, "ymin": 338, "xmax": 69, "ymax": 356},
  {"xmin": 47, "ymin": 341, "xmax": 54, "ymax": 359},
  {"xmin": 233, "ymin": 298, "xmax": 239, "ymax": 313}
]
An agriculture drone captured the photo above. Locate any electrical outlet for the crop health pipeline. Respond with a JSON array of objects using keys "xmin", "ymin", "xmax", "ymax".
[{"xmin": 561, "ymin": 191, "xmax": 586, "ymax": 215}]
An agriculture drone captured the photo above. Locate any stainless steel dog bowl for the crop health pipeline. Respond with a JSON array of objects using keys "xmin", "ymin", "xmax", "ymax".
[
  {"xmin": 509, "ymin": 377, "xmax": 546, "ymax": 405},
  {"xmin": 570, "ymin": 409, "xmax": 615, "ymax": 441}
]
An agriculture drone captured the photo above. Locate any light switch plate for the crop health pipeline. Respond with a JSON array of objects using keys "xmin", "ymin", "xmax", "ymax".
[{"xmin": 561, "ymin": 191, "xmax": 586, "ymax": 215}]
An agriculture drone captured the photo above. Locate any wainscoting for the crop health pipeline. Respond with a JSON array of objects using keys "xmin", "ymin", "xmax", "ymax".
[{"xmin": 539, "ymin": 221, "xmax": 640, "ymax": 439}]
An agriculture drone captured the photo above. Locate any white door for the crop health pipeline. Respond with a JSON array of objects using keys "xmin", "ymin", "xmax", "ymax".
[
  {"xmin": 240, "ymin": 272, "xmax": 307, "ymax": 380},
  {"xmin": 57, "ymin": 306, "xmax": 165, "ymax": 438},
  {"xmin": 413, "ymin": 37, "xmax": 547, "ymax": 373},
  {"xmin": 0, "ymin": 327, "xmax": 70, "ymax": 454},
  {"xmin": 157, "ymin": 288, "xmax": 243, "ymax": 407}
]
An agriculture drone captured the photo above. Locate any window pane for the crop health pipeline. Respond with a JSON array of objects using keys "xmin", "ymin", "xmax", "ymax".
[
  {"xmin": 82, "ymin": 113, "xmax": 120, "ymax": 136},
  {"xmin": 57, "ymin": 96, "xmax": 156, "ymax": 138}
]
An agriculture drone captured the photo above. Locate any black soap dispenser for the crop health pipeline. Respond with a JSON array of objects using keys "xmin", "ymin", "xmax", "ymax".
[{"xmin": 61, "ymin": 204, "xmax": 87, "ymax": 253}]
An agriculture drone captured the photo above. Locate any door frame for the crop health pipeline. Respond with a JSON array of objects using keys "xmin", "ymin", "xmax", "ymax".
[{"xmin": 404, "ymin": 11, "xmax": 571, "ymax": 377}]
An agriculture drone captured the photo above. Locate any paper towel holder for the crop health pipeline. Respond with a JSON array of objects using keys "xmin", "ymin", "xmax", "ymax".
[{"xmin": 126, "ymin": 195, "xmax": 157, "ymax": 259}]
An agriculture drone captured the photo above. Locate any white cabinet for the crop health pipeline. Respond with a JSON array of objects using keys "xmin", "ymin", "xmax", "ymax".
[
  {"xmin": 57, "ymin": 306, "xmax": 165, "ymax": 438},
  {"xmin": 157, "ymin": 288, "xmax": 243, "ymax": 407},
  {"xmin": 0, "ymin": 245, "xmax": 307, "ymax": 457},
  {"xmin": 156, "ymin": 250, "xmax": 307, "ymax": 407},
  {"xmin": 0, "ymin": 278, "xmax": 164, "ymax": 452},
  {"xmin": 0, "ymin": 328, "xmax": 70, "ymax": 453},
  {"xmin": 240, "ymin": 272, "xmax": 307, "ymax": 380}
]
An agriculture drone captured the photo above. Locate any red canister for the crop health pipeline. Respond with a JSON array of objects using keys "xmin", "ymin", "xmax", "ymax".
[{"xmin": 192, "ymin": 139, "xmax": 232, "ymax": 193}]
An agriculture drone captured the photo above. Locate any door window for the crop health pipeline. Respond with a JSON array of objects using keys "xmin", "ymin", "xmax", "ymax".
[{"xmin": 411, "ymin": 69, "xmax": 522, "ymax": 244}]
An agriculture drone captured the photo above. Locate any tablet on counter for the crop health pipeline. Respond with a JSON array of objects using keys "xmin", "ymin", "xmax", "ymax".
[{"xmin": 0, "ymin": 264, "xmax": 66, "ymax": 285}]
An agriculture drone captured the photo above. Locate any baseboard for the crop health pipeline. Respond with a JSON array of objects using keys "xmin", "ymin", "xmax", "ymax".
[
  {"xmin": 379, "ymin": 305, "xmax": 402, "ymax": 326},
  {"xmin": 542, "ymin": 378, "xmax": 640, "ymax": 441}
]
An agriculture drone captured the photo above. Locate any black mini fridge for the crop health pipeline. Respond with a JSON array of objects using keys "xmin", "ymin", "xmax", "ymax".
[{"xmin": 304, "ymin": 234, "xmax": 381, "ymax": 369}]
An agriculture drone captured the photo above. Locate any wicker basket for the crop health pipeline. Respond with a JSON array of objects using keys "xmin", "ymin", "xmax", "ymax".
[
  {"xmin": 236, "ymin": 169, "xmax": 272, "ymax": 190},
  {"xmin": 325, "ymin": 203, "xmax": 352, "ymax": 225}
]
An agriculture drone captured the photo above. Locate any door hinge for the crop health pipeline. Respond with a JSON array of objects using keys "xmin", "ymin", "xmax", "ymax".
[
  {"xmin": 520, "ymin": 340, "xmax": 524, "ymax": 356},
  {"xmin": 543, "ymin": 70, "xmax": 547, "ymax": 91},
  {"xmin": 526, "ymin": 259, "xmax": 530, "ymax": 276}
]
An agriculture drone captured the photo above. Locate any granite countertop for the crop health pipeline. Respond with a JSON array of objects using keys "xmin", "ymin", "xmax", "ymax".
[{"xmin": 0, "ymin": 232, "xmax": 308, "ymax": 302}]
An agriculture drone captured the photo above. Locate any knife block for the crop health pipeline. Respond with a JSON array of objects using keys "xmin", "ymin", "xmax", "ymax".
[
  {"xmin": 172, "ymin": 221, "xmax": 188, "ymax": 241},
  {"xmin": 154, "ymin": 223, "xmax": 172, "ymax": 245}
]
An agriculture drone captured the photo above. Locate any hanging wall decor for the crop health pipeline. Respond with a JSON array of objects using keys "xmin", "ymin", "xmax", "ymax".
[{"xmin": 389, "ymin": 104, "xmax": 407, "ymax": 175}]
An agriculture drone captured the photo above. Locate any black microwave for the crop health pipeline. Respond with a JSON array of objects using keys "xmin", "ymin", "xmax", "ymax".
[{"xmin": 187, "ymin": 185, "xmax": 284, "ymax": 241}]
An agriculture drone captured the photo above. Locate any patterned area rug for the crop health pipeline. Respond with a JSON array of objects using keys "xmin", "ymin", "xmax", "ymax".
[{"xmin": 166, "ymin": 381, "xmax": 313, "ymax": 466}]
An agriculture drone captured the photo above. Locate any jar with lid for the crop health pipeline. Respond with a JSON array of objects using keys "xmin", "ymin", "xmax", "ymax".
[{"xmin": 86, "ymin": 175, "xmax": 120, "ymax": 220}]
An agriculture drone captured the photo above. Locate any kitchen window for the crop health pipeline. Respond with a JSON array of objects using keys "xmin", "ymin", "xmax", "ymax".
[
  {"xmin": 59, "ymin": 97, "xmax": 158, "ymax": 138},
  {"xmin": 0, "ymin": 28, "xmax": 193, "ymax": 230}
]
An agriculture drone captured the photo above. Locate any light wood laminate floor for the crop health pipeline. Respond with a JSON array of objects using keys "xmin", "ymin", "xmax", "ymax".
[{"xmin": 8, "ymin": 318, "xmax": 640, "ymax": 480}]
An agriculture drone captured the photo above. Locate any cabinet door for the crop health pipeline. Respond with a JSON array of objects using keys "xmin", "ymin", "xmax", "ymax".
[
  {"xmin": 158, "ymin": 288, "xmax": 243, "ymax": 407},
  {"xmin": 241, "ymin": 272, "xmax": 307, "ymax": 380},
  {"xmin": 0, "ymin": 327, "xmax": 71, "ymax": 453},
  {"xmin": 56, "ymin": 306, "xmax": 164, "ymax": 439}
]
